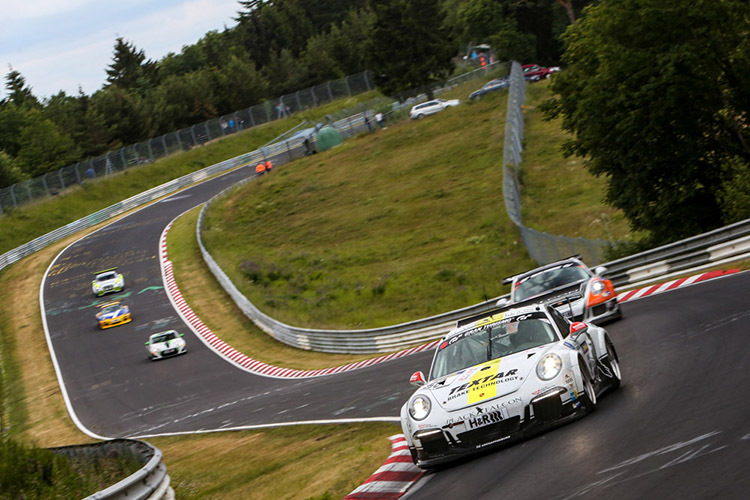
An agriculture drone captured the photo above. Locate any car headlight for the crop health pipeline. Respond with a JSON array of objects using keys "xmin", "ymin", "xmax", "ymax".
[
  {"xmin": 537, "ymin": 353, "xmax": 562, "ymax": 381},
  {"xmin": 409, "ymin": 395, "xmax": 431, "ymax": 421},
  {"xmin": 590, "ymin": 280, "xmax": 605, "ymax": 294},
  {"xmin": 149, "ymin": 347, "xmax": 158, "ymax": 355}
]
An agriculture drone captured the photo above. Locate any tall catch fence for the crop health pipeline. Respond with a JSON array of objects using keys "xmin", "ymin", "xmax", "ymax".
[
  {"xmin": 0, "ymin": 71, "xmax": 374, "ymax": 214},
  {"xmin": 502, "ymin": 61, "xmax": 612, "ymax": 266}
]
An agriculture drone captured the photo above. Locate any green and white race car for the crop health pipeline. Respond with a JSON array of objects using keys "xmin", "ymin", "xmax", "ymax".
[
  {"xmin": 145, "ymin": 330, "xmax": 187, "ymax": 361},
  {"xmin": 92, "ymin": 268, "xmax": 124, "ymax": 296}
]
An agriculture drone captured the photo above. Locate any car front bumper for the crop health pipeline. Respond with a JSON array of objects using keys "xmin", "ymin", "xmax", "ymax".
[
  {"xmin": 98, "ymin": 314, "xmax": 131, "ymax": 329},
  {"xmin": 406, "ymin": 387, "xmax": 584, "ymax": 468}
]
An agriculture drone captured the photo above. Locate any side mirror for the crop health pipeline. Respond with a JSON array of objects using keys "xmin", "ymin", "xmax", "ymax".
[
  {"xmin": 570, "ymin": 322, "xmax": 588, "ymax": 337},
  {"xmin": 179, "ymin": 333, "xmax": 184, "ymax": 337},
  {"xmin": 410, "ymin": 371, "xmax": 426, "ymax": 387},
  {"xmin": 144, "ymin": 341, "xmax": 149, "ymax": 346},
  {"xmin": 496, "ymin": 297, "xmax": 509, "ymax": 308},
  {"xmin": 593, "ymin": 266, "xmax": 608, "ymax": 276}
]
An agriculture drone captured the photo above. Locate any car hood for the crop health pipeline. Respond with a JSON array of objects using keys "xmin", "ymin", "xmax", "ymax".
[
  {"xmin": 99, "ymin": 309, "xmax": 125, "ymax": 319},
  {"xmin": 425, "ymin": 345, "xmax": 553, "ymax": 412},
  {"xmin": 152, "ymin": 339, "xmax": 182, "ymax": 350}
]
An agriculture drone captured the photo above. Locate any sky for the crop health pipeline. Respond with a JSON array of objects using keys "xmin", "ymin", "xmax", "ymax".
[{"xmin": 0, "ymin": 0, "xmax": 241, "ymax": 101}]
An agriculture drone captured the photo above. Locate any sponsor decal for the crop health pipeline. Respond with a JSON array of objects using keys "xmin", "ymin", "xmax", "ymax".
[
  {"xmin": 564, "ymin": 341, "xmax": 576, "ymax": 350},
  {"xmin": 532, "ymin": 386, "xmax": 555, "ymax": 396},
  {"xmin": 564, "ymin": 372, "xmax": 574, "ymax": 389},
  {"xmin": 466, "ymin": 408, "xmax": 509, "ymax": 430},
  {"xmin": 581, "ymin": 341, "xmax": 589, "ymax": 354},
  {"xmin": 446, "ymin": 359, "xmax": 519, "ymax": 404},
  {"xmin": 475, "ymin": 435, "xmax": 511, "ymax": 449}
]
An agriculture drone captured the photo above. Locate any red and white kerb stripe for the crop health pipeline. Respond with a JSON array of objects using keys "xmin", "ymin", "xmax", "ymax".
[
  {"xmin": 159, "ymin": 218, "xmax": 439, "ymax": 379},
  {"xmin": 616, "ymin": 269, "xmax": 740, "ymax": 303},
  {"xmin": 343, "ymin": 435, "xmax": 424, "ymax": 500}
]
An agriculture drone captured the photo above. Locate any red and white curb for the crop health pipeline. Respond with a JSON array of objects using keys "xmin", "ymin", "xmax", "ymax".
[
  {"xmin": 158, "ymin": 216, "xmax": 439, "ymax": 379},
  {"xmin": 616, "ymin": 269, "xmax": 740, "ymax": 304},
  {"xmin": 343, "ymin": 434, "xmax": 423, "ymax": 500},
  {"xmin": 160, "ymin": 211, "xmax": 742, "ymax": 379}
]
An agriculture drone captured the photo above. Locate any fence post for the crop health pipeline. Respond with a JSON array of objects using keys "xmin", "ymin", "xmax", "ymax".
[
  {"xmin": 10, "ymin": 184, "xmax": 18, "ymax": 208},
  {"xmin": 41, "ymin": 173, "xmax": 50, "ymax": 196},
  {"xmin": 344, "ymin": 75, "xmax": 351, "ymax": 97},
  {"xmin": 145, "ymin": 141, "xmax": 154, "ymax": 162},
  {"xmin": 327, "ymin": 81, "xmax": 333, "ymax": 102},
  {"xmin": 25, "ymin": 180, "xmax": 32, "ymax": 202},
  {"xmin": 161, "ymin": 135, "xmax": 168, "ymax": 156},
  {"xmin": 58, "ymin": 168, "xmax": 65, "ymax": 190},
  {"xmin": 248, "ymin": 107, "xmax": 256, "ymax": 127},
  {"xmin": 74, "ymin": 162, "xmax": 82, "ymax": 184},
  {"xmin": 364, "ymin": 71, "xmax": 372, "ymax": 91},
  {"xmin": 119, "ymin": 149, "xmax": 127, "ymax": 168}
]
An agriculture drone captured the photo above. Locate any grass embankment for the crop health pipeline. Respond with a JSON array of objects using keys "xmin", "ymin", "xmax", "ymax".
[
  {"xmin": 201, "ymin": 82, "xmax": 538, "ymax": 330},
  {"xmin": 199, "ymin": 78, "xmax": 634, "ymax": 330},
  {"xmin": 0, "ymin": 91, "xmax": 380, "ymax": 256},
  {"xmin": 520, "ymin": 80, "xmax": 633, "ymax": 241},
  {"xmin": 0, "ymin": 215, "xmax": 400, "ymax": 500}
]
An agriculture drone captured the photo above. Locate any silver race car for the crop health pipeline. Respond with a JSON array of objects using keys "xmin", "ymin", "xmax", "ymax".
[
  {"xmin": 400, "ymin": 303, "xmax": 621, "ymax": 469},
  {"xmin": 496, "ymin": 256, "xmax": 621, "ymax": 324},
  {"xmin": 92, "ymin": 268, "xmax": 125, "ymax": 296},
  {"xmin": 145, "ymin": 330, "xmax": 187, "ymax": 360}
]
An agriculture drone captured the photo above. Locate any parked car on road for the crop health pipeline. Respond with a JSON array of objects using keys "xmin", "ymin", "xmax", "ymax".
[
  {"xmin": 410, "ymin": 99, "xmax": 460, "ymax": 119},
  {"xmin": 469, "ymin": 78, "xmax": 510, "ymax": 100},
  {"xmin": 522, "ymin": 64, "xmax": 561, "ymax": 81}
]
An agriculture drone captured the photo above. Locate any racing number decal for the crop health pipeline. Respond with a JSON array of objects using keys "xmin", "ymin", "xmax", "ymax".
[{"xmin": 467, "ymin": 359, "xmax": 502, "ymax": 405}]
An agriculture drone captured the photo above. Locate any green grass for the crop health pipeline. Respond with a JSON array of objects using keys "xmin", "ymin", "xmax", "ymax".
[
  {"xmin": 152, "ymin": 422, "xmax": 400, "ymax": 500},
  {"xmin": 202, "ymin": 79, "xmax": 538, "ymax": 329},
  {"xmin": 520, "ymin": 80, "xmax": 634, "ymax": 242},
  {"xmin": 0, "ymin": 91, "xmax": 381, "ymax": 256}
]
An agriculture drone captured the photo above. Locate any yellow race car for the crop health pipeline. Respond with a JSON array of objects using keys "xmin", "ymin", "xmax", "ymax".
[{"xmin": 96, "ymin": 301, "xmax": 132, "ymax": 329}]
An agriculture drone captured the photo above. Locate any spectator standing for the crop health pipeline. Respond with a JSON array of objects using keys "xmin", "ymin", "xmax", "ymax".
[
  {"xmin": 375, "ymin": 112, "xmax": 385, "ymax": 129},
  {"xmin": 255, "ymin": 162, "xmax": 267, "ymax": 175}
]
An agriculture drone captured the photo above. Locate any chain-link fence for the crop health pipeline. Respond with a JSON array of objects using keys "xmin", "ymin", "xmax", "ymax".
[
  {"xmin": 0, "ymin": 71, "xmax": 374, "ymax": 215},
  {"xmin": 502, "ymin": 61, "xmax": 612, "ymax": 266}
]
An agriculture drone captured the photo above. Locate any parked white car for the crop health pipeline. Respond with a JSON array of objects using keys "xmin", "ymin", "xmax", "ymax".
[
  {"xmin": 400, "ymin": 303, "xmax": 621, "ymax": 469},
  {"xmin": 410, "ymin": 99, "xmax": 460, "ymax": 119}
]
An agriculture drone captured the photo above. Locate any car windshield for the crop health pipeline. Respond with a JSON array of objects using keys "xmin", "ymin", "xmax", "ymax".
[
  {"xmin": 100, "ymin": 304, "xmax": 120, "ymax": 314},
  {"xmin": 152, "ymin": 331, "xmax": 177, "ymax": 343},
  {"xmin": 514, "ymin": 264, "xmax": 590, "ymax": 301},
  {"xmin": 430, "ymin": 313, "xmax": 557, "ymax": 380},
  {"xmin": 97, "ymin": 272, "xmax": 116, "ymax": 282}
]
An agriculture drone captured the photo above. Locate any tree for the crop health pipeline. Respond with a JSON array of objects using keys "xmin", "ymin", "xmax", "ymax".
[
  {"xmin": 366, "ymin": 0, "xmax": 455, "ymax": 99},
  {"xmin": 0, "ymin": 150, "xmax": 26, "ymax": 188},
  {"xmin": 3, "ymin": 68, "xmax": 39, "ymax": 109},
  {"xmin": 106, "ymin": 38, "xmax": 158, "ymax": 94},
  {"xmin": 15, "ymin": 110, "xmax": 78, "ymax": 177},
  {"xmin": 543, "ymin": 0, "xmax": 750, "ymax": 246}
]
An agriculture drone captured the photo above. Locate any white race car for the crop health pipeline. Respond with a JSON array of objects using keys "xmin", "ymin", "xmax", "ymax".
[
  {"xmin": 92, "ymin": 268, "xmax": 125, "ymax": 296},
  {"xmin": 400, "ymin": 303, "xmax": 621, "ymax": 469},
  {"xmin": 496, "ymin": 256, "xmax": 621, "ymax": 324},
  {"xmin": 145, "ymin": 330, "xmax": 187, "ymax": 360}
]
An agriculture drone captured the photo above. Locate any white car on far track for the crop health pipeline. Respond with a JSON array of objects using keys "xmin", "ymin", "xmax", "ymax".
[{"xmin": 145, "ymin": 330, "xmax": 187, "ymax": 360}]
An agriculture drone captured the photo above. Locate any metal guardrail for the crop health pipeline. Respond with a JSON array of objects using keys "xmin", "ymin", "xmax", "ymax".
[
  {"xmin": 0, "ymin": 71, "xmax": 375, "ymax": 214},
  {"xmin": 501, "ymin": 61, "xmax": 612, "ymax": 266},
  {"xmin": 196, "ymin": 62, "xmax": 750, "ymax": 354},
  {"xmin": 0, "ymin": 111, "xmax": 375, "ymax": 275},
  {"xmin": 51, "ymin": 439, "xmax": 172, "ymax": 500}
]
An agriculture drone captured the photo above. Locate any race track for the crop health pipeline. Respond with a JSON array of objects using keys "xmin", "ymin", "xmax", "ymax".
[
  {"xmin": 408, "ymin": 273, "xmax": 750, "ymax": 499},
  {"xmin": 41, "ymin": 164, "xmax": 750, "ymax": 498}
]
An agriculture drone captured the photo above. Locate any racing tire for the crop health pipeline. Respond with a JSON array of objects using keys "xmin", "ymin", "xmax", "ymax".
[
  {"xmin": 579, "ymin": 362, "xmax": 597, "ymax": 412},
  {"xmin": 601, "ymin": 341, "xmax": 621, "ymax": 390}
]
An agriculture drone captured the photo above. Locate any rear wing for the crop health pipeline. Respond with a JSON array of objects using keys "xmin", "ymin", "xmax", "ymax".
[{"xmin": 94, "ymin": 267, "xmax": 118, "ymax": 275}]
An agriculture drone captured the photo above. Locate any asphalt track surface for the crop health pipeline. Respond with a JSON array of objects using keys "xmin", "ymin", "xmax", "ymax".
[{"xmin": 43, "ymin": 164, "xmax": 750, "ymax": 498}]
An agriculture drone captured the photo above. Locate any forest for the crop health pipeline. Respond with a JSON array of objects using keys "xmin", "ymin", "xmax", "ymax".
[{"xmin": 0, "ymin": 0, "xmax": 582, "ymax": 188}]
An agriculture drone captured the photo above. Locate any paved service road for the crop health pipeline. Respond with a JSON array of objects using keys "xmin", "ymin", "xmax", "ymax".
[{"xmin": 407, "ymin": 273, "xmax": 750, "ymax": 499}]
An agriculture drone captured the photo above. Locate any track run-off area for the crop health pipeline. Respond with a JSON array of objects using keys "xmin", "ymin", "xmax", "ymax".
[{"xmin": 41, "ymin": 164, "xmax": 750, "ymax": 498}]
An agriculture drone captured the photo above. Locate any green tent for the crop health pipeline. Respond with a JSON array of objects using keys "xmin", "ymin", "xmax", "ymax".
[{"xmin": 315, "ymin": 126, "xmax": 343, "ymax": 152}]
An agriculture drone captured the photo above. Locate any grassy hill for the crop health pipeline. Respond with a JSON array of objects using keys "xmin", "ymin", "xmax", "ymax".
[{"xmin": 200, "ymin": 79, "xmax": 631, "ymax": 330}]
